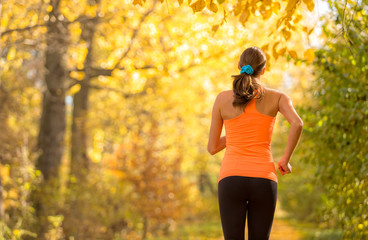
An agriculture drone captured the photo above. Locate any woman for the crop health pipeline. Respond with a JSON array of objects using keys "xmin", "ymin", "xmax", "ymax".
[{"xmin": 207, "ymin": 46, "xmax": 303, "ymax": 240}]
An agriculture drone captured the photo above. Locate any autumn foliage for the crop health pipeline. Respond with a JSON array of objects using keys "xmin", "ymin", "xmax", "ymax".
[{"xmin": 1, "ymin": 0, "xmax": 366, "ymax": 239}]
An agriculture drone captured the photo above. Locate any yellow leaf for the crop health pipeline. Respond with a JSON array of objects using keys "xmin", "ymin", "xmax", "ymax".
[
  {"xmin": 208, "ymin": 2, "xmax": 218, "ymax": 13},
  {"xmin": 261, "ymin": 44, "xmax": 269, "ymax": 52},
  {"xmin": 133, "ymin": 0, "xmax": 143, "ymax": 6},
  {"xmin": 234, "ymin": 1, "xmax": 244, "ymax": 16},
  {"xmin": 178, "ymin": 0, "xmax": 183, "ymax": 5},
  {"xmin": 265, "ymin": 53, "xmax": 272, "ymax": 69},
  {"xmin": 190, "ymin": 0, "xmax": 206, "ymax": 13},
  {"xmin": 250, "ymin": 4, "xmax": 256, "ymax": 14},
  {"xmin": 212, "ymin": 24, "xmax": 219, "ymax": 33},
  {"xmin": 6, "ymin": 47, "xmax": 16, "ymax": 61},
  {"xmin": 282, "ymin": 28, "xmax": 291, "ymax": 40},
  {"xmin": 85, "ymin": 5, "xmax": 97, "ymax": 17},
  {"xmin": 307, "ymin": 2, "xmax": 314, "ymax": 11},
  {"xmin": 0, "ymin": 164, "xmax": 10, "ymax": 183},
  {"xmin": 293, "ymin": 14, "xmax": 302, "ymax": 24},
  {"xmin": 46, "ymin": 5, "xmax": 53, "ymax": 12},
  {"xmin": 8, "ymin": 189, "xmax": 18, "ymax": 199},
  {"xmin": 286, "ymin": 0, "xmax": 300, "ymax": 13},
  {"xmin": 77, "ymin": 62, "xmax": 84, "ymax": 70},
  {"xmin": 279, "ymin": 47, "xmax": 287, "ymax": 56},
  {"xmin": 69, "ymin": 84, "xmax": 81, "ymax": 95},
  {"xmin": 239, "ymin": 9, "xmax": 250, "ymax": 25},
  {"xmin": 288, "ymin": 50, "xmax": 298, "ymax": 59},
  {"xmin": 13, "ymin": 229, "xmax": 20, "ymax": 237},
  {"xmin": 303, "ymin": 0, "xmax": 315, "ymax": 12},
  {"xmin": 70, "ymin": 71, "xmax": 85, "ymax": 80},
  {"xmin": 304, "ymin": 48, "xmax": 315, "ymax": 63},
  {"xmin": 262, "ymin": 9, "xmax": 272, "ymax": 20},
  {"xmin": 272, "ymin": 2, "xmax": 281, "ymax": 13},
  {"xmin": 264, "ymin": 0, "xmax": 272, "ymax": 5},
  {"xmin": 105, "ymin": 168, "xmax": 124, "ymax": 178}
]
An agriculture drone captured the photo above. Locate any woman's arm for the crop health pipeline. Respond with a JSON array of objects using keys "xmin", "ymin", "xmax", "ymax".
[
  {"xmin": 278, "ymin": 92, "xmax": 304, "ymax": 162},
  {"xmin": 207, "ymin": 93, "xmax": 226, "ymax": 155},
  {"xmin": 210, "ymin": 136, "xmax": 226, "ymax": 155}
]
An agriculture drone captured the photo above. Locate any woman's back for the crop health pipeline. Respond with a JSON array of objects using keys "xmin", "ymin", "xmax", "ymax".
[
  {"xmin": 220, "ymin": 87, "xmax": 281, "ymax": 120},
  {"xmin": 218, "ymin": 87, "xmax": 281, "ymax": 183}
]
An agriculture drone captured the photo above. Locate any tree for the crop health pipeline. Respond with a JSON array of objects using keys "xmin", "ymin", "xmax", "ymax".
[
  {"xmin": 302, "ymin": 0, "xmax": 368, "ymax": 238},
  {"xmin": 1, "ymin": 0, "xmax": 317, "ymax": 238}
]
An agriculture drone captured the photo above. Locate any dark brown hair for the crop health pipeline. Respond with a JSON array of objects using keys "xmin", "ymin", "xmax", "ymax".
[{"xmin": 231, "ymin": 46, "xmax": 266, "ymax": 108}]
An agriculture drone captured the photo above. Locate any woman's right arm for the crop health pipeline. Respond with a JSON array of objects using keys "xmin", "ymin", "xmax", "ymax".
[{"xmin": 278, "ymin": 92, "xmax": 304, "ymax": 164}]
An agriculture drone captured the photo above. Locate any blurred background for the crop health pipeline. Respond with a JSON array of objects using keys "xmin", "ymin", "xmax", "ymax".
[{"xmin": 0, "ymin": 0, "xmax": 367, "ymax": 239}]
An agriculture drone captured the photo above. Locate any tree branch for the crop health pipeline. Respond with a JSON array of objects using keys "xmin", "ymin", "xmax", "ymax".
[
  {"xmin": 1, "ymin": 15, "xmax": 99, "ymax": 38},
  {"xmin": 67, "ymin": 64, "xmax": 154, "ymax": 81},
  {"xmin": 66, "ymin": 64, "xmax": 155, "ymax": 90},
  {"xmin": 112, "ymin": 0, "xmax": 158, "ymax": 70},
  {"xmin": 66, "ymin": 78, "xmax": 81, "ymax": 90}
]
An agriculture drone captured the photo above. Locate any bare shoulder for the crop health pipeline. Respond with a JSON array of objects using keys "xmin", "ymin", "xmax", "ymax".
[
  {"xmin": 218, "ymin": 90, "xmax": 233, "ymax": 100},
  {"xmin": 264, "ymin": 88, "xmax": 294, "ymax": 108},
  {"xmin": 214, "ymin": 90, "xmax": 232, "ymax": 106},
  {"xmin": 262, "ymin": 87, "xmax": 285, "ymax": 100},
  {"xmin": 221, "ymin": 90, "xmax": 233, "ymax": 95}
]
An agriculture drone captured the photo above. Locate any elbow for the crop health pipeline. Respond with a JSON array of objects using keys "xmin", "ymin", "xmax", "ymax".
[
  {"xmin": 292, "ymin": 119, "xmax": 304, "ymax": 129},
  {"xmin": 207, "ymin": 146, "xmax": 215, "ymax": 155}
]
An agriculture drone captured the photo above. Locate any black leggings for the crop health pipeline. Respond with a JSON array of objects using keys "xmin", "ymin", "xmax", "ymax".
[{"xmin": 218, "ymin": 176, "xmax": 277, "ymax": 240}]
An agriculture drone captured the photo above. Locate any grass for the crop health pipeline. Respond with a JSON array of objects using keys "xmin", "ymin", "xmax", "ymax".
[{"xmin": 286, "ymin": 217, "xmax": 345, "ymax": 240}]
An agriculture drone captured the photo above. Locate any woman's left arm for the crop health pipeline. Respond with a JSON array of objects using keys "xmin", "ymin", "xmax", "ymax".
[{"xmin": 207, "ymin": 93, "xmax": 226, "ymax": 155}]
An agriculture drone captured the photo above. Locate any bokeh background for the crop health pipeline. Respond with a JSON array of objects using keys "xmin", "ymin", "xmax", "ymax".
[{"xmin": 0, "ymin": 0, "xmax": 367, "ymax": 239}]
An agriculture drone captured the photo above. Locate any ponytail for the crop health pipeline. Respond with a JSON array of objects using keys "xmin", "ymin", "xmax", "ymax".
[
  {"xmin": 232, "ymin": 47, "xmax": 267, "ymax": 109},
  {"xmin": 231, "ymin": 73, "xmax": 263, "ymax": 108}
]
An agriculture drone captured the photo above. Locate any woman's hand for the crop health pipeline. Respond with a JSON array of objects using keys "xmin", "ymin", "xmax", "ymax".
[{"xmin": 278, "ymin": 155, "xmax": 292, "ymax": 175}]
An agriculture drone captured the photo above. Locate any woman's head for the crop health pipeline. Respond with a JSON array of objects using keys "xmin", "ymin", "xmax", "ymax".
[{"xmin": 231, "ymin": 46, "xmax": 267, "ymax": 108}]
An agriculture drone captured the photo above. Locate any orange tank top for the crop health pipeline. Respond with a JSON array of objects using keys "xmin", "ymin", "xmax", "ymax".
[{"xmin": 218, "ymin": 90, "xmax": 278, "ymax": 183}]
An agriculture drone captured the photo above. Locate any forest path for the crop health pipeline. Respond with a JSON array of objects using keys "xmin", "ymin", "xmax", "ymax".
[{"xmin": 268, "ymin": 199, "xmax": 301, "ymax": 240}]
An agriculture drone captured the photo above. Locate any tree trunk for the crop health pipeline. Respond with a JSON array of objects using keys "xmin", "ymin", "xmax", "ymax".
[
  {"xmin": 36, "ymin": 90, "xmax": 66, "ymax": 181},
  {"xmin": 64, "ymin": 2, "xmax": 100, "ymax": 238},
  {"xmin": 36, "ymin": 0, "xmax": 67, "ymax": 183},
  {"xmin": 142, "ymin": 216, "xmax": 148, "ymax": 240},
  {"xmin": 70, "ymin": 0, "xmax": 157, "ymax": 181},
  {"xmin": 69, "ymin": 11, "xmax": 100, "ymax": 181},
  {"xmin": 0, "ymin": 83, "xmax": 7, "ymax": 221},
  {"xmin": 0, "ymin": 177, "xmax": 4, "ymax": 221},
  {"xmin": 33, "ymin": 0, "xmax": 68, "ymax": 237}
]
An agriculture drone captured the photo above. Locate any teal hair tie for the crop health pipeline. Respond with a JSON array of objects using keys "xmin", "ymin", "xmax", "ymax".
[{"xmin": 240, "ymin": 65, "xmax": 254, "ymax": 75}]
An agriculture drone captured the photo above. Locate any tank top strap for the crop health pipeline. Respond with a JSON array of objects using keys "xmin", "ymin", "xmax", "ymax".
[{"xmin": 244, "ymin": 89, "xmax": 259, "ymax": 113}]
